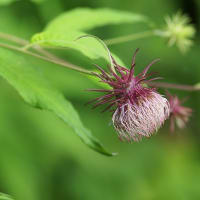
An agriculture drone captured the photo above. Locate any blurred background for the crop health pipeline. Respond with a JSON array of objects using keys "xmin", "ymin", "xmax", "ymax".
[{"xmin": 0, "ymin": 0, "xmax": 200, "ymax": 199}]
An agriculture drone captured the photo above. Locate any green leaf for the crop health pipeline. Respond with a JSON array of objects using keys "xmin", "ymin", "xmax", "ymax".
[
  {"xmin": 45, "ymin": 7, "xmax": 149, "ymax": 33},
  {"xmin": 0, "ymin": 0, "xmax": 15, "ymax": 6},
  {"xmin": 30, "ymin": 0, "xmax": 46, "ymax": 4},
  {"xmin": 0, "ymin": 0, "xmax": 46, "ymax": 5},
  {"xmin": 31, "ymin": 8, "xmax": 149, "ymax": 65},
  {"xmin": 31, "ymin": 31, "xmax": 124, "ymax": 66},
  {"xmin": 0, "ymin": 47, "xmax": 115, "ymax": 156},
  {"xmin": 0, "ymin": 193, "xmax": 13, "ymax": 200}
]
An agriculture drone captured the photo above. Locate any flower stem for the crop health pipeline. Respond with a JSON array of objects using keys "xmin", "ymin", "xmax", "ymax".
[
  {"xmin": 0, "ymin": 32, "xmax": 28, "ymax": 45},
  {"xmin": 0, "ymin": 42, "xmax": 94, "ymax": 75},
  {"xmin": 0, "ymin": 32, "xmax": 95, "ymax": 75},
  {"xmin": 1, "ymin": 32, "xmax": 200, "ymax": 92},
  {"xmin": 104, "ymin": 31, "xmax": 155, "ymax": 45},
  {"xmin": 148, "ymin": 81, "xmax": 200, "ymax": 91}
]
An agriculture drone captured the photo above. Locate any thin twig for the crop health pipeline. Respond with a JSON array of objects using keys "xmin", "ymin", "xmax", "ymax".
[
  {"xmin": 0, "ymin": 32, "xmax": 28, "ymax": 45},
  {"xmin": 104, "ymin": 31, "xmax": 154, "ymax": 45},
  {"xmin": 0, "ymin": 32, "xmax": 200, "ymax": 92},
  {"xmin": 0, "ymin": 42, "xmax": 94, "ymax": 75},
  {"xmin": 148, "ymin": 81, "xmax": 200, "ymax": 91},
  {"xmin": 0, "ymin": 32, "xmax": 76, "ymax": 63},
  {"xmin": 0, "ymin": 32, "xmax": 96, "ymax": 75}
]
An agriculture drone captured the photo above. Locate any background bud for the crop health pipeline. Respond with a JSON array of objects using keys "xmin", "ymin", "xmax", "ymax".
[
  {"xmin": 167, "ymin": 93, "xmax": 192, "ymax": 132},
  {"xmin": 155, "ymin": 11, "xmax": 196, "ymax": 53}
]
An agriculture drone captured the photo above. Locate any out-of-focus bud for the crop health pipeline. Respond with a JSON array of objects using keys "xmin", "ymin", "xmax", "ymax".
[
  {"xmin": 167, "ymin": 93, "xmax": 192, "ymax": 132},
  {"xmin": 155, "ymin": 12, "xmax": 196, "ymax": 53}
]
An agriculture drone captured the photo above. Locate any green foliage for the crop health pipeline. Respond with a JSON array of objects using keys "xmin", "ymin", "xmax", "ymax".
[
  {"xmin": 0, "ymin": 1, "xmax": 200, "ymax": 200},
  {"xmin": 0, "ymin": 193, "xmax": 13, "ymax": 200},
  {"xmin": 45, "ymin": 8, "xmax": 148, "ymax": 32},
  {"xmin": 0, "ymin": 6, "xmax": 149, "ymax": 156},
  {"xmin": 13, "ymin": 7, "xmax": 149, "ymax": 155},
  {"xmin": 0, "ymin": 0, "xmax": 45, "ymax": 5},
  {"xmin": 0, "ymin": 0, "xmax": 15, "ymax": 6},
  {"xmin": 0, "ymin": 47, "xmax": 113, "ymax": 156},
  {"xmin": 31, "ymin": 8, "xmax": 149, "ymax": 64},
  {"xmin": 32, "ymin": 31, "xmax": 116, "ymax": 63},
  {"xmin": 31, "ymin": 0, "xmax": 46, "ymax": 3}
]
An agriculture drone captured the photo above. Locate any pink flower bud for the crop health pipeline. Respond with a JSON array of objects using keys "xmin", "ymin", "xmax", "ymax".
[
  {"xmin": 87, "ymin": 49, "xmax": 170, "ymax": 142},
  {"xmin": 167, "ymin": 93, "xmax": 192, "ymax": 132}
]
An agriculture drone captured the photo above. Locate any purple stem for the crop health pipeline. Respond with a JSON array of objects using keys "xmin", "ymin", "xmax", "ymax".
[{"xmin": 147, "ymin": 81, "xmax": 200, "ymax": 91}]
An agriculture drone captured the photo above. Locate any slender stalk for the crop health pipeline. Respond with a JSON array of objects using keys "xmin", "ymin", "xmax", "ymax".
[
  {"xmin": 104, "ymin": 31, "xmax": 154, "ymax": 45},
  {"xmin": 0, "ymin": 32, "xmax": 200, "ymax": 92},
  {"xmin": 0, "ymin": 32, "xmax": 28, "ymax": 45},
  {"xmin": 148, "ymin": 81, "xmax": 200, "ymax": 91},
  {"xmin": 0, "ymin": 42, "xmax": 94, "ymax": 75},
  {"xmin": 76, "ymin": 35, "xmax": 116, "ymax": 73},
  {"xmin": 0, "ymin": 31, "xmax": 76, "ymax": 63}
]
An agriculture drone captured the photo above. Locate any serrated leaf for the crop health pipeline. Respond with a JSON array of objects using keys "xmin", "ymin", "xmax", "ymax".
[
  {"xmin": 0, "ymin": 47, "xmax": 115, "ymax": 156},
  {"xmin": 0, "ymin": 193, "xmax": 13, "ymax": 200}
]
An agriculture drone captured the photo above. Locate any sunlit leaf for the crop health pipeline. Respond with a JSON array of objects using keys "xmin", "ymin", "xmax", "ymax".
[
  {"xmin": 0, "ymin": 0, "xmax": 46, "ymax": 5},
  {"xmin": 0, "ymin": 47, "xmax": 114, "ymax": 156},
  {"xmin": 30, "ymin": 0, "xmax": 47, "ymax": 3},
  {"xmin": 45, "ymin": 7, "xmax": 149, "ymax": 32},
  {"xmin": 31, "ymin": 8, "xmax": 150, "ymax": 65},
  {"xmin": 0, "ymin": 193, "xmax": 13, "ymax": 200},
  {"xmin": 31, "ymin": 31, "xmax": 124, "ymax": 66},
  {"xmin": 0, "ymin": 0, "xmax": 15, "ymax": 6}
]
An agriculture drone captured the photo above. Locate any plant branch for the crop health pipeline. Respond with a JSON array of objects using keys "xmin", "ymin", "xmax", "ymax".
[
  {"xmin": 0, "ymin": 32, "xmax": 28, "ymax": 45},
  {"xmin": 0, "ymin": 42, "xmax": 95, "ymax": 75},
  {"xmin": 104, "ymin": 31, "xmax": 154, "ymax": 45},
  {"xmin": 1, "ymin": 32, "xmax": 200, "ymax": 92},
  {"xmin": 0, "ymin": 32, "xmax": 97, "ymax": 75},
  {"xmin": 148, "ymin": 81, "xmax": 200, "ymax": 91},
  {"xmin": 0, "ymin": 32, "xmax": 66, "ymax": 61}
]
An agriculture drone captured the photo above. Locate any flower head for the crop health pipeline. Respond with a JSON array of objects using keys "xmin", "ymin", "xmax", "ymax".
[
  {"xmin": 87, "ymin": 49, "xmax": 170, "ymax": 142},
  {"xmin": 156, "ymin": 12, "xmax": 195, "ymax": 53},
  {"xmin": 167, "ymin": 93, "xmax": 192, "ymax": 132}
]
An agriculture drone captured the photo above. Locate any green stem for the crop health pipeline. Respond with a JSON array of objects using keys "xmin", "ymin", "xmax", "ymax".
[
  {"xmin": 0, "ymin": 42, "xmax": 94, "ymax": 75},
  {"xmin": 0, "ymin": 32, "xmax": 96, "ymax": 75},
  {"xmin": 0, "ymin": 32, "xmax": 72, "ymax": 61},
  {"xmin": 104, "ymin": 31, "xmax": 155, "ymax": 45},
  {"xmin": 1, "ymin": 32, "xmax": 199, "ymax": 92},
  {"xmin": 0, "ymin": 32, "xmax": 28, "ymax": 45}
]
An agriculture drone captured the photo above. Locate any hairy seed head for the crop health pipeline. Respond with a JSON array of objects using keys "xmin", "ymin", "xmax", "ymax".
[
  {"xmin": 87, "ymin": 49, "xmax": 170, "ymax": 142},
  {"xmin": 113, "ymin": 92, "xmax": 169, "ymax": 142}
]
